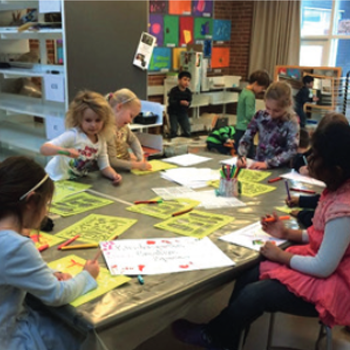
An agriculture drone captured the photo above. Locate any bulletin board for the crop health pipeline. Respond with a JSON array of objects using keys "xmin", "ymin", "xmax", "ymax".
[{"xmin": 148, "ymin": 0, "xmax": 231, "ymax": 72}]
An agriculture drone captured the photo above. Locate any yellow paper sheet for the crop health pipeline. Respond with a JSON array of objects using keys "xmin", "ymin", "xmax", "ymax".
[
  {"xmin": 154, "ymin": 210, "xmax": 234, "ymax": 239},
  {"xmin": 237, "ymin": 169, "xmax": 271, "ymax": 183},
  {"xmin": 56, "ymin": 214, "xmax": 137, "ymax": 244},
  {"xmin": 30, "ymin": 231, "xmax": 65, "ymax": 248},
  {"xmin": 47, "ymin": 255, "xmax": 131, "ymax": 307},
  {"xmin": 275, "ymin": 206, "xmax": 313, "ymax": 214},
  {"xmin": 131, "ymin": 160, "xmax": 177, "ymax": 175},
  {"xmin": 127, "ymin": 197, "xmax": 200, "ymax": 220},
  {"xmin": 52, "ymin": 180, "xmax": 92, "ymax": 203},
  {"xmin": 208, "ymin": 180, "xmax": 276, "ymax": 198},
  {"xmin": 50, "ymin": 192, "xmax": 113, "ymax": 217}
]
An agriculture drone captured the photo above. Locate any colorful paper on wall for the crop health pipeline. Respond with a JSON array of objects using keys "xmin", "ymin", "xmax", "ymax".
[
  {"xmin": 193, "ymin": 0, "xmax": 213, "ymax": 17},
  {"xmin": 149, "ymin": 47, "xmax": 171, "ymax": 72},
  {"xmin": 30, "ymin": 231, "xmax": 65, "ymax": 248},
  {"xmin": 179, "ymin": 16, "xmax": 194, "ymax": 46},
  {"xmin": 127, "ymin": 197, "xmax": 200, "ymax": 220},
  {"xmin": 194, "ymin": 18, "xmax": 213, "ymax": 39},
  {"xmin": 164, "ymin": 15, "xmax": 179, "ymax": 46},
  {"xmin": 168, "ymin": 0, "xmax": 191, "ymax": 15},
  {"xmin": 213, "ymin": 19, "xmax": 231, "ymax": 41},
  {"xmin": 211, "ymin": 47, "xmax": 230, "ymax": 68},
  {"xmin": 47, "ymin": 255, "xmax": 131, "ymax": 307},
  {"xmin": 100, "ymin": 237, "xmax": 234, "ymax": 276},
  {"xmin": 173, "ymin": 48, "xmax": 186, "ymax": 70},
  {"xmin": 131, "ymin": 159, "xmax": 177, "ymax": 175},
  {"xmin": 49, "ymin": 192, "xmax": 113, "ymax": 217},
  {"xmin": 149, "ymin": 14, "xmax": 164, "ymax": 46},
  {"xmin": 52, "ymin": 180, "xmax": 92, "ymax": 203},
  {"xmin": 203, "ymin": 39, "xmax": 212, "ymax": 58},
  {"xmin": 56, "ymin": 214, "xmax": 137, "ymax": 244},
  {"xmin": 154, "ymin": 210, "xmax": 234, "ymax": 239},
  {"xmin": 133, "ymin": 32, "xmax": 156, "ymax": 70},
  {"xmin": 150, "ymin": 0, "xmax": 167, "ymax": 14}
]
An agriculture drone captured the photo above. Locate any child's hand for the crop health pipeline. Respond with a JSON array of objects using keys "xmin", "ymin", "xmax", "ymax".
[
  {"xmin": 84, "ymin": 260, "xmax": 100, "ymax": 279},
  {"xmin": 53, "ymin": 272, "xmax": 72, "ymax": 281},
  {"xmin": 136, "ymin": 161, "xmax": 152, "ymax": 171},
  {"xmin": 112, "ymin": 173, "xmax": 122, "ymax": 186},
  {"xmin": 299, "ymin": 165, "xmax": 309, "ymax": 176},
  {"xmin": 250, "ymin": 161, "xmax": 268, "ymax": 170},
  {"xmin": 285, "ymin": 195, "xmax": 299, "ymax": 207},
  {"xmin": 66, "ymin": 149, "xmax": 80, "ymax": 159},
  {"xmin": 260, "ymin": 241, "xmax": 283, "ymax": 262},
  {"xmin": 180, "ymin": 100, "xmax": 189, "ymax": 106},
  {"xmin": 237, "ymin": 156, "xmax": 247, "ymax": 168},
  {"xmin": 261, "ymin": 212, "xmax": 288, "ymax": 239}
]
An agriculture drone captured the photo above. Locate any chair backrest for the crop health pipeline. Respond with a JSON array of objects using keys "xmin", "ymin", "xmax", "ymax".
[{"xmin": 212, "ymin": 116, "xmax": 228, "ymax": 130}]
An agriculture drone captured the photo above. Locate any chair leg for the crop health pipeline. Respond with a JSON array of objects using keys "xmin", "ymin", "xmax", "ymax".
[{"xmin": 266, "ymin": 313, "xmax": 276, "ymax": 350}]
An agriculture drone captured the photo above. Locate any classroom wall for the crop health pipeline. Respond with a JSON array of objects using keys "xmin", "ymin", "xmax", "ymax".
[{"xmin": 148, "ymin": 0, "xmax": 254, "ymax": 105}]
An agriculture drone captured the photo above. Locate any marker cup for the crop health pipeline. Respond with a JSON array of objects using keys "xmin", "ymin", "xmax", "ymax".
[{"xmin": 218, "ymin": 178, "xmax": 241, "ymax": 197}]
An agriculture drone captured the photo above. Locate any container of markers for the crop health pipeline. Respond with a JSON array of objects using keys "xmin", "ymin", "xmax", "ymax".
[{"xmin": 218, "ymin": 178, "xmax": 241, "ymax": 197}]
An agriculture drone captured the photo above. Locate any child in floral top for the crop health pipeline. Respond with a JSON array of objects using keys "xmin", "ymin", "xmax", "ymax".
[{"xmin": 237, "ymin": 81, "xmax": 299, "ymax": 169}]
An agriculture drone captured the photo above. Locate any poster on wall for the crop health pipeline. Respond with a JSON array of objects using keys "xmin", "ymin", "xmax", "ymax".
[
  {"xmin": 133, "ymin": 32, "xmax": 156, "ymax": 70},
  {"xmin": 211, "ymin": 47, "xmax": 230, "ymax": 68},
  {"xmin": 168, "ymin": 0, "xmax": 191, "ymax": 15},
  {"xmin": 149, "ymin": 47, "xmax": 171, "ymax": 72},
  {"xmin": 164, "ymin": 15, "xmax": 179, "ymax": 47},
  {"xmin": 150, "ymin": 0, "xmax": 167, "ymax": 14},
  {"xmin": 193, "ymin": 0, "xmax": 213, "ymax": 17},
  {"xmin": 213, "ymin": 19, "xmax": 232, "ymax": 41},
  {"xmin": 179, "ymin": 16, "xmax": 194, "ymax": 46},
  {"xmin": 203, "ymin": 39, "xmax": 212, "ymax": 58},
  {"xmin": 173, "ymin": 47, "xmax": 186, "ymax": 70},
  {"xmin": 194, "ymin": 17, "xmax": 213, "ymax": 40},
  {"xmin": 149, "ymin": 14, "xmax": 164, "ymax": 46}
]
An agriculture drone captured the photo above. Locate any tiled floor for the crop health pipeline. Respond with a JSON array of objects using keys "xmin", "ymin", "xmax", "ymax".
[{"xmin": 136, "ymin": 281, "xmax": 350, "ymax": 350}]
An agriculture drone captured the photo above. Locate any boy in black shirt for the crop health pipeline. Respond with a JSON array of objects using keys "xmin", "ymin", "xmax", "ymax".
[
  {"xmin": 294, "ymin": 75, "xmax": 318, "ymax": 127},
  {"xmin": 168, "ymin": 71, "xmax": 192, "ymax": 138}
]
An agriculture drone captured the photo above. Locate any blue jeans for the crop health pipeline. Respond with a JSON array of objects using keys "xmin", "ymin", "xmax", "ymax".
[{"xmin": 205, "ymin": 265, "xmax": 318, "ymax": 349}]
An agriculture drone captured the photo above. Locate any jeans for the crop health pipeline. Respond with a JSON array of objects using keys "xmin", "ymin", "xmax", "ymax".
[
  {"xmin": 205, "ymin": 265, "xmax": 318, "ymax": 349},
  {"xmin": 169, "ymin": 113, "xmax": 191, "ymax": 138},
  {"xmin": 234, "ymin": 129, "xmax": 255, "ymax": 159}
]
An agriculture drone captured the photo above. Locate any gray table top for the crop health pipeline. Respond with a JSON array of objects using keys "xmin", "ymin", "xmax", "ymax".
[{"xmin": 38, "ymin": 152, "xmax": 308, "ymax": 333}]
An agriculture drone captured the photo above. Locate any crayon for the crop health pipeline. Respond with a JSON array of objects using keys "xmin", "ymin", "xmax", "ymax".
[
  {"xmin": 57, "ymin": 235, "xmax": 80, "ymax": 250},
  {"xmin": 268, "ymin": 177, "xmax": 282, "ymax": 183},
  {"xmin": 263, "ymin": 215, "xmax": 290, "ymax": 223},
  {"xmin": 38, "ymin": 244, "xmax": 49, "ymax": 252},
  {"xmin": 60, "ymin": 243, "xmax": 99, "ymax": 250},
  {"xmin": 172, "ymin": 208, "xmax": 193, "ymax": 217},
  {"xmin": 290, "ymin": 188, "xmax": 316, "ymax": 194}
]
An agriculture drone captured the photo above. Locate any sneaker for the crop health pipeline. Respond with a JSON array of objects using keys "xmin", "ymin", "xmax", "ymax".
[{"xmin": 172, "ymin": 319, "xmax": 211, "ymax": 348}]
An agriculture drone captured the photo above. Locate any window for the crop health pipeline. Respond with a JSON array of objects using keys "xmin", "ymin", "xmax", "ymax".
[{"xmin": 301, "ymin": 0, "xmax": 350, "ymax": 75}]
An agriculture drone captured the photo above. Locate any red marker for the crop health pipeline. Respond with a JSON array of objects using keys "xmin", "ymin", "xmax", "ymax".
[
  {"xmin": 263, "ymin": 215, "xmax": 290, "ymax": 223},
  {"xmin": 268, "ymin": 177, "xmax": 282, "ymax": 183},
  {"xmin": 38, "ymin": 244, "xmax": 49, "ymax": 252},
  {"xmin": 134, "ymin": 200, "xmax": 163, "ymax": 205},
  {"xmin": 290, "ymin": 188, "xmax": 316, "ymax": 194},
  {"xmin": 58, "ymin": 235, "xmax": 80, "ymax": 250}
]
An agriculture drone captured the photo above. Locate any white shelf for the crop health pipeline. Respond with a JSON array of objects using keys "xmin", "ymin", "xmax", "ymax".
[
  {"xmin": 0, "ymin": 1, "xmax": 38, "ymax": 11},
  {"xmin": 0, "ymin": 27, "xmax": 62, "ymax": 40},
  {"xmin": 130, "ymin": 123, "xmax": 162, "ymax": 131},
  {"xmin": 0, "ymin": 64, "xmax": 64, "ymax": 78},
  {"xmin": 0, "ymin": 121, "xmax": 46, "ymax": 153},
  {"xmin": 0, "ymin": 93, "xmax": 65, "ymax": 118}
]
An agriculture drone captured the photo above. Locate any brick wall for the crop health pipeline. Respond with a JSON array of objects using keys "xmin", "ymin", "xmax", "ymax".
[{"xmin": 148, "ymin": 0, "xmax": 254, "ymax": 103}]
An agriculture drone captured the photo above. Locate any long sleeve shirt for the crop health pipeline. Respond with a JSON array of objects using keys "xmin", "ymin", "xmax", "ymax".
[
  {"xmin": 235, "ymin": 88, "xmax": 256, "ymax": 131},
  {"xmin": 206, "ymin": 126, "xmax": 236, "ymax": 144},
  {"xmin": 238, "ymin": 110, "xmax": 299, "ymax": 168},
  {"xmin": 167, "ymin": 86, "xmax": 192, "ymax": 116}
]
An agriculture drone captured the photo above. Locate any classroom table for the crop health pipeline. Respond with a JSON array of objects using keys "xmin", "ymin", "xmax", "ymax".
[{"xmin": 33, "ymin": 152, "xmax": 307, "ymax": 350}]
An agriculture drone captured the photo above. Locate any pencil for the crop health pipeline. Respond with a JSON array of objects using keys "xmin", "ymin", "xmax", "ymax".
[
  {"xmin": 60, "ymin": 243, "xmax": 99, "ymax": 250},
  {"xmin": 57, "ymin": 234, "xmax": 80, "ymax": 250},
  {"xmin": 172, "ymin": 208, "xmax": 193, "ymax": 217},
  {"xmin": 284, "ymin": 180, "xmax": 291, "ymax": 201},
  {"xmin": 290, "ymin": 188, "xmax": 316, "ymax": 194},
  {"xmin": 134, "ymin": 200, "xmax": 163, "ymax": 204},
  {"xmin": 109, "ymin": 234, "xmax": 120, "ymax": 241},
  {"xmin": 92, "ymin": 249, "xmax": 102, "ymax": 262},
  {"xmin": 263, "ymin": 215, "xmax": 290, "ymax": 223}
]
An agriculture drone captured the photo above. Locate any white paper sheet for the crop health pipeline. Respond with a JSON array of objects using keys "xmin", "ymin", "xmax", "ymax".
[
  {"xmin": 163, "ymin": 154, "xmax": 212, "ymax": 166},
  {"xmin": 219, "ymin": 221, "xmax": 286, "ymax": 251},
  {"xmin": 100, "ymin": 237, "xmax": 235, "ymax": 275},
  {"xmin": 152, "ymin": 186, "xmax": 195, "ymax": 200},
  {"xmin": 220, "ymin": 157, "xmax": 255, "ymax": 168},
  {"xmin": 280, "ymin": 170, "xmax": 325, "ymax": 187},
  {"xmin": 44, "ymin": 74, "xmax": 65, "ymax": 103},
  {"xmin": 39, "ymin": 0, "xmax": 61, "ymax": 13}
]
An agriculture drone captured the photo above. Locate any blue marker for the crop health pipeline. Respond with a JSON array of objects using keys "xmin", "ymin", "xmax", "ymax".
[
  {"xmin": 137, "ymin": 275, "xmax": 144, "ymax": 285},
  {"xmin": 303, "ymin": 155, "xmax": 308, "ymax": 166}
]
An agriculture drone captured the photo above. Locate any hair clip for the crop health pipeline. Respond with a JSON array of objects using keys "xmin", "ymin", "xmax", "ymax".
[{"xmin": 108, "ymin": 93, "xmax": 113, "ymax": 101}]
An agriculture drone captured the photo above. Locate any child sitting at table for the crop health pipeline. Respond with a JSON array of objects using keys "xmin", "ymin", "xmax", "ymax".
[
  {"xmin": 173, "ymin": 121, "xmax": 350, "ymax": 349},
  {"xmin": 206, "ymin": 125, "xmax": 236, "ymax": 155},
  {"xmin": 0, "ymin": 156, "xmax": 99, "ymax": 350},
  {"xmin": 41, "ymin": 90, "xmax": 122, "ymax": 185},
  {"xmin": 106, "ymin": 88, "xmax": 152, "ymax": 171},
  {"xmin": 237, "ymin": 81, "xmax": 299, "ymax": 170}
]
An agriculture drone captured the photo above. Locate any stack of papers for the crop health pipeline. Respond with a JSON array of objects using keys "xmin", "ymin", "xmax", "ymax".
[
  {"xmin": 280, "ymin": 171, "xmax": 325, "ymax": 187},
  {"xmin": 220, "ymin": 157, "xmax": 255, "ymax": 168},
  {"xmin": 161, "ymin": 168, "xmax": 220, "ymax": 189},
  {"xmin": 163, "ymin": 154, "xmax": 212, "ymax": 166},
  {"xmin": 220, "ymin": 222, "xmax": 286, "ymax": 251}
]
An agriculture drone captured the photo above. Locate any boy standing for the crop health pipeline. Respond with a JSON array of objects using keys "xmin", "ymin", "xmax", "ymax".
[
  {"xmin": 294, "ymin": 75, "xmax": 318, "ymax": 128},
  {"xmin": 234, "ymin": 70, "xmax": 270, "ymax": 156},
  {"xmin": 168, "ymin": 71, "xmax": 192, "ymax": 138}
]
